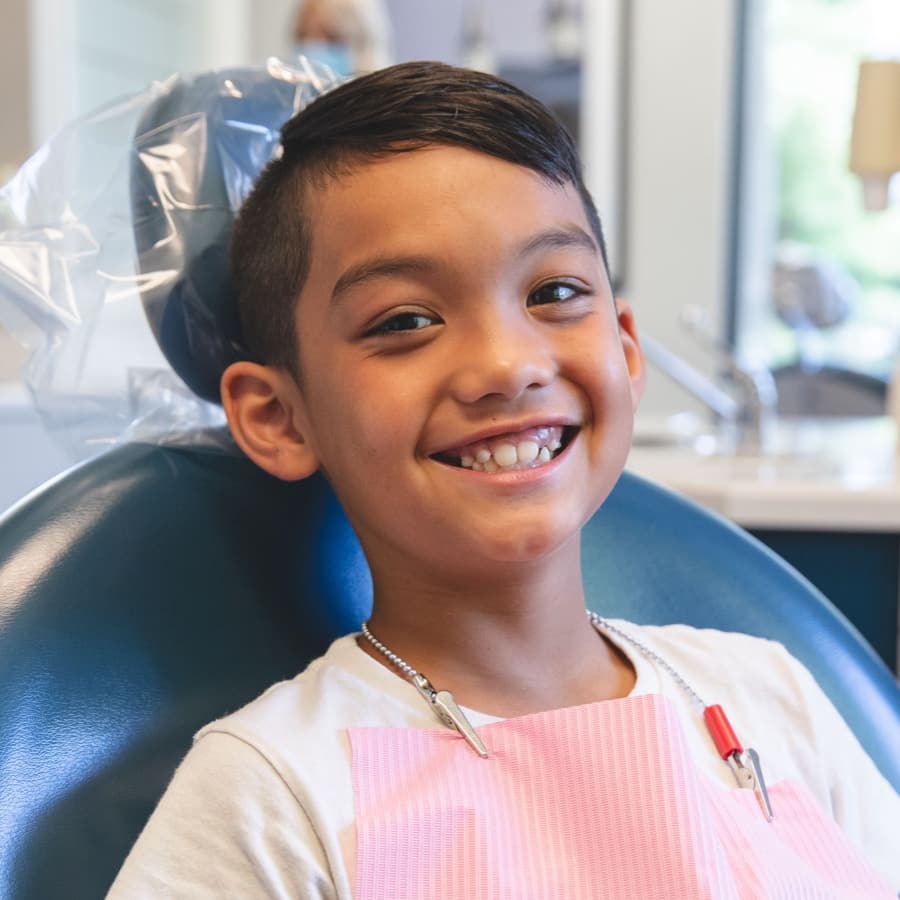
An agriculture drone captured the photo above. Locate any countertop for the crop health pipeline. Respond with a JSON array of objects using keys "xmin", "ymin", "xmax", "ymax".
[{"xmin": 626, "ymin": 416, "xmax": 900, "ymax": 532}]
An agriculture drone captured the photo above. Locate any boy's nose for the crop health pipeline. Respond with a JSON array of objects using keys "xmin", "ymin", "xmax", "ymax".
[{"xmin": 448, "ymin": 318, "xmax": 557, "ymax": 405}]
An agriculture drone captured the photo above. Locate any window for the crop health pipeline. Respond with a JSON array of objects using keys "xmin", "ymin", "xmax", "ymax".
[{"xmin": 735, "ymin": 0, "xmax": 900, "ymax": 391}]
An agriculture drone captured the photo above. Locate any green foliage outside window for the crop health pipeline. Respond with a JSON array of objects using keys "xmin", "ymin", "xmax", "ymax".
[{"xmin": 766, "ymin": 0, "xmax": 900, "ymax": 368}]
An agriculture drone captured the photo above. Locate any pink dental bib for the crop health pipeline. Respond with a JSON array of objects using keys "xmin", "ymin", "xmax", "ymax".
[{"xmin": 349, "ymin": 693, "xmax": 892, "ymax": 899}]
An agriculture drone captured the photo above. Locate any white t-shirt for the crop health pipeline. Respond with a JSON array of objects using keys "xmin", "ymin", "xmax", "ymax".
[{"xmin": 108, "ymin": 622, "xmax": 900, "ymax": 898}]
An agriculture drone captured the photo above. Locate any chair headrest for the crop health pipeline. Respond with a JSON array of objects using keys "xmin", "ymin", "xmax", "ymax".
[{"xmin": 131, "ymin": 63, "xmax": 341, "ymax": 403}]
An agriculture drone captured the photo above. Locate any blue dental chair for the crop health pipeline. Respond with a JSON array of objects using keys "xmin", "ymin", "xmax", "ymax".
[{"xmin": 0, "ymin": 66, "xmax": 898, "ymax": 900}]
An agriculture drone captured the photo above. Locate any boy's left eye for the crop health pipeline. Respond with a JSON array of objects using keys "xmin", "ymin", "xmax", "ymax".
[{"xmin": 527, "ymin": 281, "xmax": 584, "ymax": 306}]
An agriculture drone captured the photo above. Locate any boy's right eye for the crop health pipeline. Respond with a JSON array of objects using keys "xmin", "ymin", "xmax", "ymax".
[{"xmin": 364, "ymin": 311, "xmax": 439, "ymax": 337}]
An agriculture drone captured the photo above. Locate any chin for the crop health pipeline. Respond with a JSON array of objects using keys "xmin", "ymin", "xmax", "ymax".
[{"xmin": 474, "ymin": 519, "xmax": 580, "ymax": 565}]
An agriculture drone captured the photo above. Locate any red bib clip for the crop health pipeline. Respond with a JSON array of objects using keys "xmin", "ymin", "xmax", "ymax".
[{"xmin": 703, "ymin": 704, "xmax": 743, "ymax": 760}]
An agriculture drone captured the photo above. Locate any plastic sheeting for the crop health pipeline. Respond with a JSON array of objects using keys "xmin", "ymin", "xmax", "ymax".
[{"xmin": 0, "ymin": 57, "xmax": 342, "ymax": 460}]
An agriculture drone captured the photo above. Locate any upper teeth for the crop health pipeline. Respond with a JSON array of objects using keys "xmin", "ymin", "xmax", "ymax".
[{"xmin": 461, "ymin": 437, "xmax": 563, "ymax": 471}]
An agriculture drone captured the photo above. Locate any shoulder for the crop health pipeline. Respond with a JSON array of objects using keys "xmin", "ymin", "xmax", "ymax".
[
  {"xmin": 618, "ymin": 620, "xmax": 816, "ymax": 704},
  {"xmin": 197, "ymin": 634, "xmax": 370, "ymax": 739},
  {"xmin": 616, "ymin": 625, "xmax": 900, "ymax": 888},
  {"xmin": 610, "ymin": 620, "xmax": 898, "ymax": 793},
  {"xmin": 108, "ymin": 730, "xmax": 337, "ymax": 898},
  {"xmin": 191, "ymin": 633, "xmax": 434, "ymax": 802},
  {"xmin": 197, "ymin": 636, "xmax": 387, "ymax": 763},
  {"xmin": 625, "ymin": 619, "xmax": 789, "ymax": 659},
  {"xmin": 114, "ymin": 634, "xmax": 429, "ymax": 899},
  {"xmin": 607, "ymin": 620, "xmax": 836, "ymax": 779},
  {"xmin": 198, "ymin": 633, "xmax": 430, "ymax": 734}
]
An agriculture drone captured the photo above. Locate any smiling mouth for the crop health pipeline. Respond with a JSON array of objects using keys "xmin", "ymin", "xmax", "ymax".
[{"xmin": 432, "ymin": 425, "xmax": 578, "ymax": 473}]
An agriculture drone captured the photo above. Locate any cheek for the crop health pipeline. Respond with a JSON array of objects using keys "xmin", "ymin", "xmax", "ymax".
[
  {"xmin": 566, "ymin": 327, "xmax": 634, "ymax": 402},
  {"xmin": 306, "ymin": 372, "xmax": 414, "ymax": 475}
]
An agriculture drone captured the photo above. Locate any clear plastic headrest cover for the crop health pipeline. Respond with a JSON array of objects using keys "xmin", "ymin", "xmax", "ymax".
[{"xmin": 0, "ymin": 57, "xmax": 342, "ymax": 461}]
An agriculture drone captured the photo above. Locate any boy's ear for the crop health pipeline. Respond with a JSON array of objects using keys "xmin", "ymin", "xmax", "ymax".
[
  {"xmin": 614, "ymin": 297, "xmax": 646, "ymax": 411},
  {"xmin": 220, "ymin": 361, "xmax": 320, "ymax": 481}
]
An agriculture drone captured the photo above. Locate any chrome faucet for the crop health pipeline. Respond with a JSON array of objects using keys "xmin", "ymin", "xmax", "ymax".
[{"xmin": 641, "ymin": 306, "xmax": 777, "ymax": 455}]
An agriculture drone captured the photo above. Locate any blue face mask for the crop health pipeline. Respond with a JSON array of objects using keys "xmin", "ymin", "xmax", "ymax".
[{"xmin": 294, "ymin": 40, "xmax": 353, "ymax": 76}]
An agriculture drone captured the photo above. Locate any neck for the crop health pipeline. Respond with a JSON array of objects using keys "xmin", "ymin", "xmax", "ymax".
[{"xmin": 361, "ymin": 537, "xmax": 635, "ymax": 717}]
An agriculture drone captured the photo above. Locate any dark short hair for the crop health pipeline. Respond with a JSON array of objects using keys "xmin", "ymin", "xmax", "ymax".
[{"xmin": 231, "ymin": 60, "xmax": 609, "ymax": 373}]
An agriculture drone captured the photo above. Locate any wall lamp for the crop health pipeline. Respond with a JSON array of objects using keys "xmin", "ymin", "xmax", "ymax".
[{"xmin": 850, "ymin": 59, "xmax": 900, "ymax": 211}]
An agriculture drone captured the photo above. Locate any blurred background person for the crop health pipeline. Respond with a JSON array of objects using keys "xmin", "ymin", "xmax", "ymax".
[{"xmin": 292, "ymin": 0, "xmax": 393, "ymax": 74}]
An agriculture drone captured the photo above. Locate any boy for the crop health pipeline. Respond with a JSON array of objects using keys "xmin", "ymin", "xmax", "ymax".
[{"xmin": 110, "ymin": 62, "xmax": 899, "ymax": 897}]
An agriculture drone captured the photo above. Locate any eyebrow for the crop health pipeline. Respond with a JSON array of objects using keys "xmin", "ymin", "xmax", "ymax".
[
  {"xmin": 329, "ymin": 225, "xmax": 599, "ymax": 306},
  {"xmin": 331, "ymin": 255, "xmax": 437, "ymax": 306},
  {"xmin": 517, "ymin": 225, "xmax": 599, "ymax": 259}
]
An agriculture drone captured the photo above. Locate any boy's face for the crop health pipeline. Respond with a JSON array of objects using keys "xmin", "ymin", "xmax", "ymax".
[{"xmin": 235, "ymin": 145, "xmax": 643, "ymax": 577}]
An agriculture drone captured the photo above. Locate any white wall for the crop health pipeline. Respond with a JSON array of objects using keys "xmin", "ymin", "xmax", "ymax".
[
  {"xmin": 583, "ymin": 0, "xmax": 739, "ymax": 419},
  {"xmin": 0, "ymin": 0, "xmax": 32, "ymax": 384},
  {"xmin": 384, "ymin": 0, "xmax": 556, "ymax": 64},
  {"xmin": 29, "ymin": 0, "xmax": 260, "ymax": 143},
  {"xmin": 0, "ymin": 0, "xmax": 31, "ymax": 180},
  {"xmin": 246, "ymin": 0, "xmax": 299, "ymax": 65}
]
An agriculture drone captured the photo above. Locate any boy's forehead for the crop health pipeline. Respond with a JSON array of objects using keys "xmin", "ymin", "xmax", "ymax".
[
  {"xmin": 306, "ymin": 144, "xmax": 575, "ymax": 208},
  {"xmin": 301, "ymin": 145, "xmax": 595, "ymax": 275}
]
